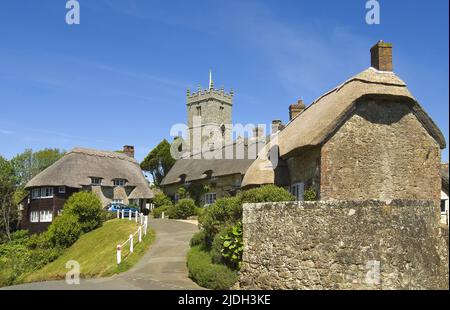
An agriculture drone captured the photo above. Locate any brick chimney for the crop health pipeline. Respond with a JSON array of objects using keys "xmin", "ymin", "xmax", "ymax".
[
  {"xmin": 271, "ymin": 120, "xmax": 285, "ymax": 134},
  {"xmin": 289, "ymin": 99, "xmax": 306, "ymax": 121},
  {"xmin": 123, "ymin": 145, "xmax": 135, "ymax": 158},
  {"xmin": 370, "ymin": 40, "xmax": 393, "ymax": 71}
]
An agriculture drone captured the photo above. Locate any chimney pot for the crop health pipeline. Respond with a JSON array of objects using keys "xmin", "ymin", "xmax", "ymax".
[
  {"xmin": 370, "ymin": 40, "xmax": 393, "ymax": 71},
  {"xmin": 123, "ymin": 145, "xmax": 135, "ymax": 158},
  {"xmin": 271, "ymin": 120, "xmax": 285, "ymax": 133}
]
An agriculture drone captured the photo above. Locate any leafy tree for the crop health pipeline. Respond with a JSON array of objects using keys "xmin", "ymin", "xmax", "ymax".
[
  {"xmin": 0, "ymin": 156, "xmax": 18, "ymax": 241},
  {"xmin": 140, "ymin": 140, "xmax": 175, "ymax": 185},
  {"xmin": 10, "ymin": 148, "xmax": 65, "ymax": 188},
  {"xmin": 152, "ymin": 193, "xmax": 173, "ymax": 208}
]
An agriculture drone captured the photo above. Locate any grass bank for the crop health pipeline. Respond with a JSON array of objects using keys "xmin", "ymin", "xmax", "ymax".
[
  {"xmin": 187, "ymin": 245, "xmax": 238, "ymax": 289},
  {"xmin": 22, "ymin": 219, "xmax": 155, "ymax": 283}
]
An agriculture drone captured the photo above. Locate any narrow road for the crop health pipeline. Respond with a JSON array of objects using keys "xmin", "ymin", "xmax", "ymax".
[{"xmin": 3, "ymin": 219, "xmax": 204, "ymax": 290}]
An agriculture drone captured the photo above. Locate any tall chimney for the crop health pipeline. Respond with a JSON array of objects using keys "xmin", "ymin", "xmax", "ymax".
[
  {"xmin": 123, "ymin": 145, "xmax": 135, "ymax": 158},
  {"xmin": 370, "ymin": 40, "xmax": 393, "ymax": 71},
  {"xmin": 252, "ymin": 126, "xmax": 265, "ymax": 139},
  {"xmin": 271, "ymin": 120, "xmax": 285, "ymax": 134},
  {"xmin": 289, "ymin": 99, "xmax": 306, "ymax": 121}
]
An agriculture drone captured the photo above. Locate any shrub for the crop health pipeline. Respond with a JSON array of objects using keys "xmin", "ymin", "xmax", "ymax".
[
  {"xmin": 190, "ymin": 230, "xmax": 207, "ymax": 248},
  {"xmin": 238, "ymin": 184, "xmax": 295, "ymax": 204},
  {"xmin": 220, "ymin": 221, "xmax": 243, "ymax": 270},
  {"xmin": 199, "ymin": 197, "xmax": 242, "ymax": 248},
  {"xmin": 153, "ymin": 193, "xmax": 173, "ymax": 208},
  {"xmin": 187, "ymin": 246, "xmax": 238, "ymax": 290},
  {"xmin": 169, "ymin": 198, "xmax": 196, "ymax": 219},
  {"xmin": 152, "ymin": 205, "xmax": 170, "ymax": 218},
  {"xmin": 47, "ymin": 214, "xmax": 82, "ymax": 248},
  {"xmin": 63, "ymin": 191, "xmax": 103, "ymax": 233},
  {"xmin": 210, "ymin": 226, "xmax": 230, "ymax": 264},
  {"xmin": 100, "ymin": 210, "xmax": 117, "ymax": 222},
  {"xmin": 304, "ymin": 187, "xmax": 318, "ymax": 201},
  {"xmin": 27, "ymin": 231, "xmax": 52, "ymax": 250}
]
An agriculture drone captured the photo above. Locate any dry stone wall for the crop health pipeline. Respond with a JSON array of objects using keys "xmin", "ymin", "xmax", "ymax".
[{"xmin": 240, "ymin": 200, "xmax": 449, "ymax": 290}]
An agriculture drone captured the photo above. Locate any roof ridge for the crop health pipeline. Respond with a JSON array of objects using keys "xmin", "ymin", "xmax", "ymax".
[{"xmin": 69, "ymin": 147, "xmax": 137, "ymax": 163}]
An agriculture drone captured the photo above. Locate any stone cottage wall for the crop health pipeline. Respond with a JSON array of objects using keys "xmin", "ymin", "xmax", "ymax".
[
  {"xmin": 239, "ymin": 200, "xmax": 449, "ymax": 290},
  {"xmin": 320, "ymin": 100, "xmax": 441, "ymax": 206}
]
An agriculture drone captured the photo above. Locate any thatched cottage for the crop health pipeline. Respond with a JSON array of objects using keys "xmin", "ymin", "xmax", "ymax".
[
  {"xmin": 242, "ymin": 41, "xmax": 446, "ymax": 207},
  {"xmin": 20, "ymin": 146, "xmax": 154, "ymax": 233}
]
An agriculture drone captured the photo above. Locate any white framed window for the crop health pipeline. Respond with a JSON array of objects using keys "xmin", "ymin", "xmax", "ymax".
[
  {"xmin": 112, "ymin": 199, "xmax": 124, "ymax": 204},
  {"xmin": 58, "ymin": 186, "xmax": 66, "ymax": 194},
  {"xmin": 113, "ymin": 179, "xmax": 126, "ymax": 186},
  {"xmin": 91, "ymin": 177, "xmax": 102, "ymax": 185},
  {"xmin": 39, "ymin": 210, "xmax": 53, "ymax": 223},
  {"xmin": 174, "ymin": 193, "xmax": 180, "ymax": 203},
  {"xmin": 30, "ymin": 211, "xmax": 39, "ymax": 223},
  {"xmin": 205, "ymin": 193, "xmax": 217, "ymax": 205},
  {"xmin": 41, "ymin": 187, "xmax": 54, "ymax": 198},
  {"xmin": 31, "ymin": 188, "xmax": 40, "ymax": 199},
  {"xmin": 290, "ymin": 182, "xmax": 305, "ymax": 201}
]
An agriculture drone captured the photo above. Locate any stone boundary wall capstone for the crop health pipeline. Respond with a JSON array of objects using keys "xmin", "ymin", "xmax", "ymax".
[{"xmin": 239, "ymin": 200, "xmax": 449, "ymax": 290}]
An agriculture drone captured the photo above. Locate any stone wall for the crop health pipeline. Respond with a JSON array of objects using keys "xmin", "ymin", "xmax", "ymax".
[
  {"xmin": 240, "ymin": 200, "xmax": 449, "ymax": 290},
  {"xmin": 320, "ymin": 100, "xmax": 441, "ymax": 206}
]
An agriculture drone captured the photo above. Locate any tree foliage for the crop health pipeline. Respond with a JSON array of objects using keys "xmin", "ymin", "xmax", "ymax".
[
  {"xmin": 63, "ymin": 192, "xmax": 103, "ymax": 233},
  {"xmin": 10, "ymin": 148, "xmax": 65, "ymax": 188},
  {"xmin": 0, "ymin": 156, "xmax": 18, "ymax": 241},
  {"xmin": 140, "ymin": 140, "xmax": 175, "ymax": 185}
]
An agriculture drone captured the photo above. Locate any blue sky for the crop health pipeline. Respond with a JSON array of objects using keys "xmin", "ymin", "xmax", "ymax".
[{"xmin": 0, "ymin": 0, "xmax": 448, "ymax": 163}]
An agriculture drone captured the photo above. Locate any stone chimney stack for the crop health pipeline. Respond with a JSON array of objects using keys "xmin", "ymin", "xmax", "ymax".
[
  {"xmin": 370, "ymin": 40, "xmax": 393, "ymax": 71},
  {"xmin": 271, "ymin": 120, "xmax": 285, "ymax": 134},
  {"xmin": 289, "ymin": 99, "xmax": 306, "ymax": 121},
  {"xmin": 123, "ymin": 145, "xmax": 135, "ymax": 158}
]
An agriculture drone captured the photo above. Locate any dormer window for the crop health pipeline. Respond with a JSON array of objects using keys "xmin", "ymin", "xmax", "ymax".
[
  {"xmin": 91, "ymin": 177, "xmax": 102, "ymax": 185},
  {"xmin": 113, "ymin": 179, "xmax": 126, "ymax": 187}
]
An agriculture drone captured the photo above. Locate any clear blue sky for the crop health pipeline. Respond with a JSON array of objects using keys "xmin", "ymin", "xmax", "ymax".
[{"xmin": 0, "ymin": 0, "xmax": 448, "ymax": 163}]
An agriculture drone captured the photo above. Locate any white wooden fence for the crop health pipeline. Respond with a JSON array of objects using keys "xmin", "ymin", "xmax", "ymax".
[{"xmin": 116, "ymin": 209, "xmax": 149, "ymax": 264}]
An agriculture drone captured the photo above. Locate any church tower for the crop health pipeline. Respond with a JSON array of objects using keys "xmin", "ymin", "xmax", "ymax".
[{"xmin": 186, "ymin": 71, "xmax": 233, "ymax": 155}]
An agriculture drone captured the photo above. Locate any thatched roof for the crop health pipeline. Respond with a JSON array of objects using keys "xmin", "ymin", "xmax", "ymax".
[
  {"xmin": 160, "ymin": 158, "xmax": 254, "ymax": 186},
  {"xmin": 279, "ymin": 67, "xmax": 446, "ymax": 158},
  {"xmin": 442, "ymin": 163, "xmax": 449, "ymax": 195},
  {"xmin": 26, "ymin": 147, "xmax": 154, "ymax": 199},
  {"xmin": 161, "ymin": 135, "xmax": 267, "ymax": 186},
  {"xmin": 242, "ymin": 67, "xmax": 447, "ymax": 187}
]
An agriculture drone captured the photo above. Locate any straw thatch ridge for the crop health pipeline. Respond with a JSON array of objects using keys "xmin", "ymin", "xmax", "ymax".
[{"xmin": 25, "ymin": 147, "xmax": 154, "ymax": 199}]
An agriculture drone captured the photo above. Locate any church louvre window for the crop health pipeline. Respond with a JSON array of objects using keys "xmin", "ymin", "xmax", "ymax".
[{"xmin": 196, "ymin": 106, "xmax": 202, "ymax": 116}]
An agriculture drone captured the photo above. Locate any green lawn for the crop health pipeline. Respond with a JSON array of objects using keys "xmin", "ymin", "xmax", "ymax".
[{"xmin": 22, "ymin": 219, "xmax": 155, "ymax": 283}]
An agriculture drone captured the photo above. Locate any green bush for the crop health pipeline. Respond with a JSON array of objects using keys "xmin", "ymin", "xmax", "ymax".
[
  {"xmin": 63, "ymin": 191, "xmax": 103, "ymax": 233},
  {"xmin": 152, "ymin": 205, "xmax": 170, "ymax": 218},
  {"xmin": 27, "ymin": 231, "xmax": 52, "ymax": 250},
  {"xmin": 220, "ymin": 221, "xmax": 243, "ymax": 270},
  {"xmin": 199, "ymin": 197, "xmax": 242, "ymax": 248},
  {"xmin": 190, "ymin": 230, "xmax": 207, "ymax": 248},
  {"xmin": 47, "ymin": 214, "xmax": 82, "ymax": 248},
  {"xmin": 210, "ymin": 226, "xmax": 230, "ymax": 264},
  {"xmin": 100, "ymin": 210, "xmax": 117, "ymax": 222},
  {"xmin": 187, "ymin": 246, "xmax": 238, "ymax": 290},
  {"xmin": 168, "ymin": 198, "xmax": 196, "ymax": 219},
  {"xmin": 238, "ymin": 184, "xmax": 294, "ymax": 204},
  {"xmin": 153, "ymin": 193, "xmax": 173, "ymax": 208},
  {"xmin": 304, "ymin": 187, "xmax": 318, "ymax": 201}
]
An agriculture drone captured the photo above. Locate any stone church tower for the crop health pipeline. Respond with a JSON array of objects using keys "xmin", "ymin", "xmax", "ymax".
[{"xmin": 186, "ymin": 71, "xmax": 233, "ymax": 155}]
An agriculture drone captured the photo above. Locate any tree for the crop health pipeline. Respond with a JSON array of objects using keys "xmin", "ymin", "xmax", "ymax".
[
  {"xmin": 63, "ymin": 191, "xmax": 103, "ymax": 233},
  {"xmin": 0, "ymin": 156, "xmax": 19, "ymax": 241},
  {"xmin": 10, "ymin": 148, "xmax": 65, "ymax": 188},
  {"xmin": 140, "ymin": 140, "xmax": 176, "ymax": 185}
]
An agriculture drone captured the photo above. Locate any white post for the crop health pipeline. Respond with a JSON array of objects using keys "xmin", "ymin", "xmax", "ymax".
[
  {"xmin": 144, "ymin": 215, "xmax": 148, "ymax": 235},
  {"xmin": 138, "ymin": 226, "xmax": 142, "ymax": 243},
  {"xmin": 129, "ymin": 234, "xmax": 134, "ymax": 253},
  {"xmin": 135, "ymin": 211, "xmax": 138, "ymax": 222},
  {"xmin": 140, "ymin": 213, "xmax": 143, "ymax": 225},
  {"xmin": 128, "ymin": 209, "xmax": 131, "ymax": 221},
  {"xmin": 121, "ymin": 209, "xmax": 124, "ymax": 219},
  {"xmin": 117, "ymin": 210, "xmax": 120, "ymax": 219},
  {"xmin": 116, "ymin": 245, "xmax": 122, "ymax": 264},
  {"xmin": 162, "ymin": 212, "xmax": 165, "ymax": 219}
]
